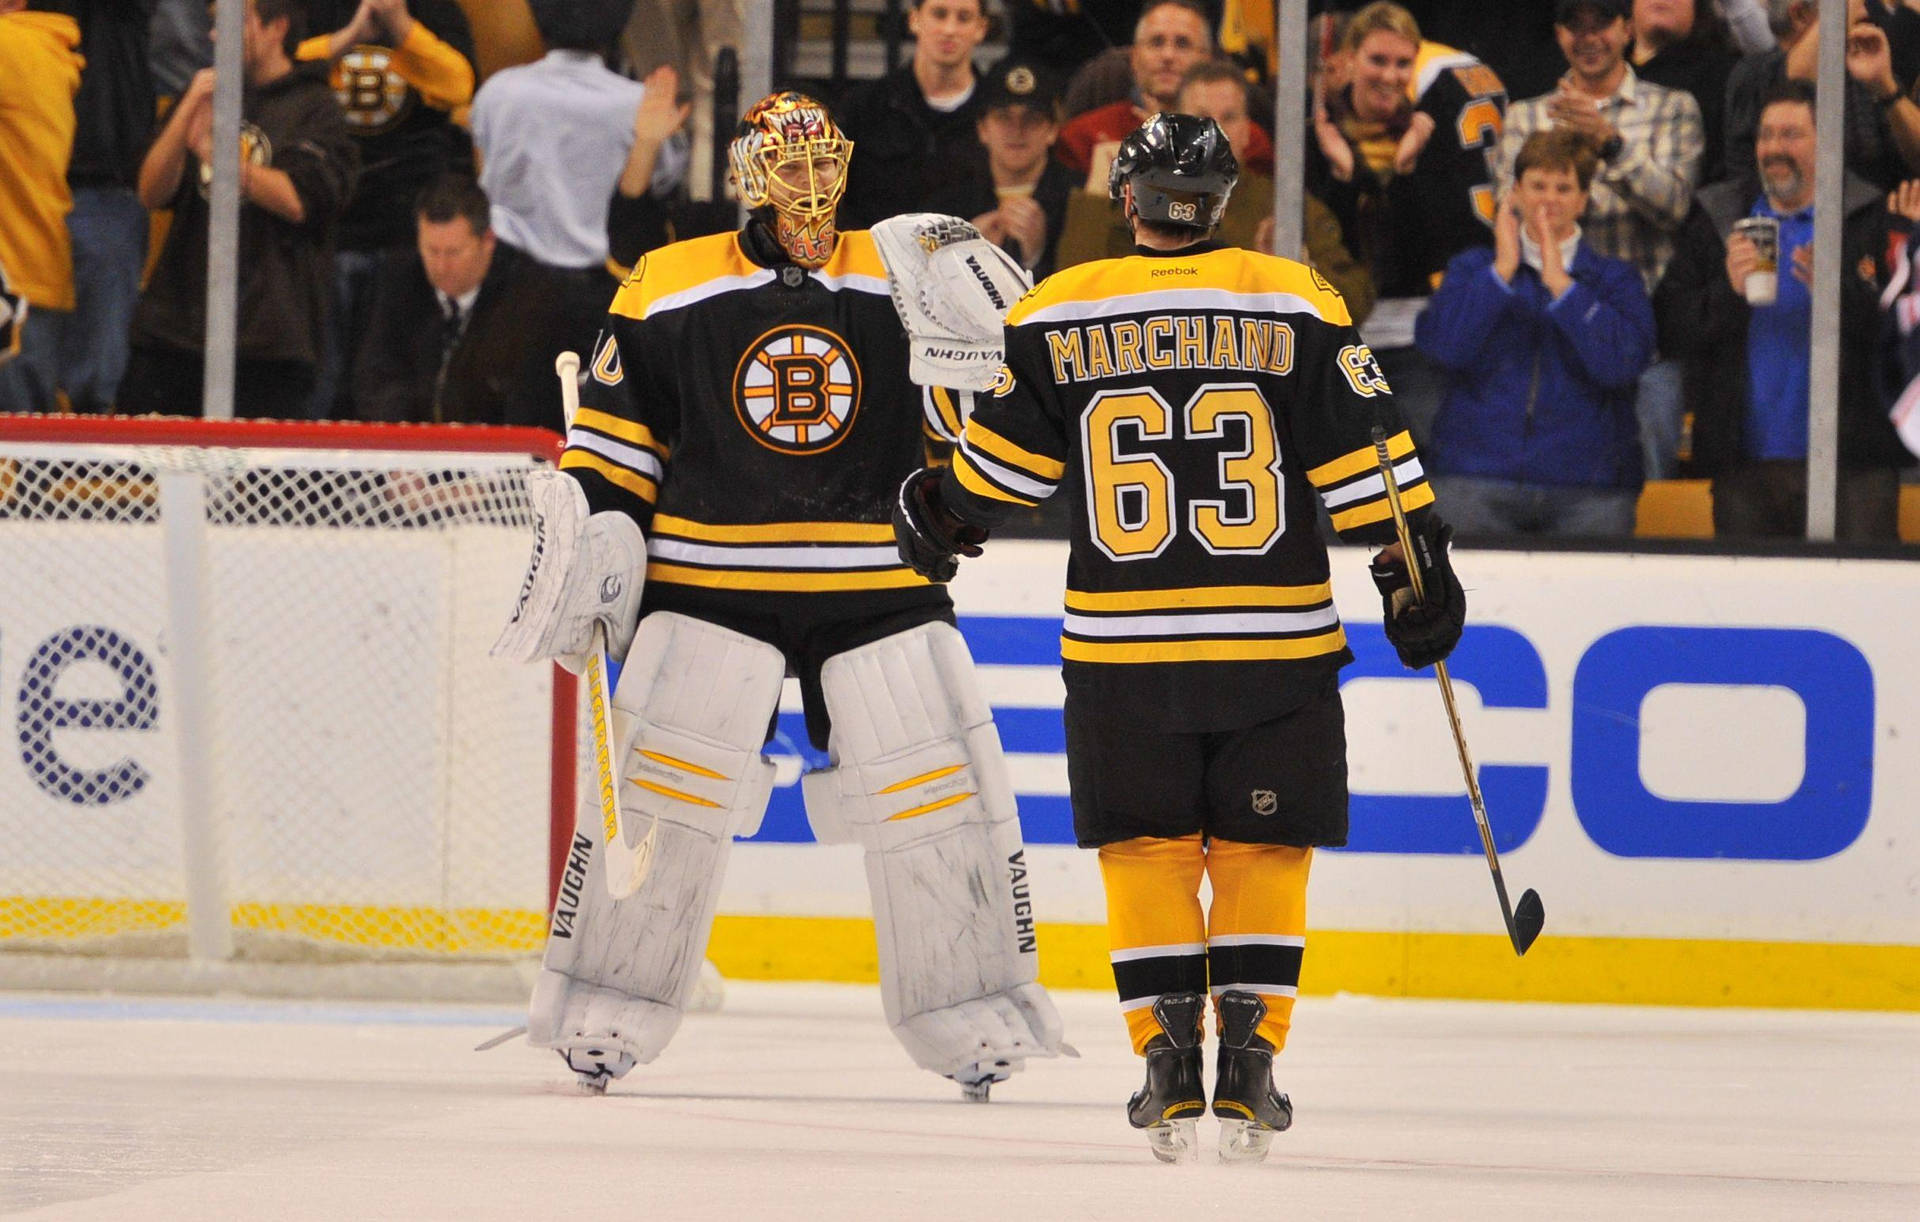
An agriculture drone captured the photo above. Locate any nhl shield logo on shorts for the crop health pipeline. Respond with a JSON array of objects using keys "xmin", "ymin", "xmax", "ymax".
[
  {"xmin": 732, "ymin": 324, "xmax": 863, "ymax": 454},
  {"xmin": 1250, "ymin": 790, "xmax": 1278, "ymax": 817}
]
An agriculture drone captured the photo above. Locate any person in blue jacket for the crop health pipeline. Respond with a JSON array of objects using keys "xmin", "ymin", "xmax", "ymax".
[{"xmin": 1415, "ymin": 126, "xmax": 1655, "ymax": 537}]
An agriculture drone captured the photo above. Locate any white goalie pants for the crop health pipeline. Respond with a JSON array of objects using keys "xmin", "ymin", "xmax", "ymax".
[{"xmin": 530, "ymin": 613, "xmax": 1062, "ymax": 1086}]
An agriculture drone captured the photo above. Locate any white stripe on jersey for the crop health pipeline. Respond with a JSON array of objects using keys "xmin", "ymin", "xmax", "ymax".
[
  {"xmin": 1415, "ymin": 51, "xmax": 1480, "ymax": 101},
  {"xmin": 961, "ymin": 443, "xmax": 1059, "ymax": 499},
  {"xmin": 808, "ymin": 270, "xmax": 890, "ymax": 295},
  {"xmin": 1208, "ymin": 983, "xmax": 1300, "ymax": 999},
  {"xmin": 642, "ymin": 269, "xmax": 779, "ymax": 319},
  {"xmin": 1109, "ymin": 942, "xmax": 1208, "ymax": 963},
  {"xmin": 565, "ymin": 430, "xmax": 666, "ymax": 481},
  {"xmin": 1319, "ymin": 457, "xmax": 1425, "ymax": 509},
  {"xmin": 1020, "ymin": 288, "xmax": 1330, "ymax": 327},
  {"xmin": 1207, "ymin": 934, "xmax": 1308, "ymax": 949},
  {"xmin": 646, "ymin": 538, "xmax": 904, "ymax": 570},
  {"xmin": 1064, "ymin": 608, "xmax": 1340, "ymax": 639}
]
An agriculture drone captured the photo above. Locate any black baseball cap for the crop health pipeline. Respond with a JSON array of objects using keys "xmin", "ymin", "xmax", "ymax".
[
  {"xmin": 979, "ymin": 57, "xmax": 1061, "ymax": 118},
  {"xmin": 1555, "ymin": 0, "xmax": 1629, "ymax": 24}
]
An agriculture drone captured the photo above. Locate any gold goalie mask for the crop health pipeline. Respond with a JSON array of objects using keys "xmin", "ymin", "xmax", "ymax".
[{"xmin": 729, "ymin": 91, "xmax": 853, "ymax": 269}]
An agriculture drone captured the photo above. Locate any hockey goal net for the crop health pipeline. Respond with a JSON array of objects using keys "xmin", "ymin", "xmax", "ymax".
[{"xmin": 0, "ymin": 417, "xmax": 574, "ymax": 999}]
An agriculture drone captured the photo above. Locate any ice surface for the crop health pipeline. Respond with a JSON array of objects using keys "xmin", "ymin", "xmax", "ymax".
[{"xmin": 1, "ymin": 984, "xmax": 1915, "ymax": 1220}]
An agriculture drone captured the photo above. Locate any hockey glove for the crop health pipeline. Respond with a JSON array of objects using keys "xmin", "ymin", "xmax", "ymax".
[
  {"xmin": 893, "ymin": 467, "xmax": 987, "ymax": 584},
  {"xmin": 1369, "ymin": 516, "xmax": 1465, "ymax": 670},
  {"xmin": 491, "ymin": 470, "xmax": 646, "ymax": 673}
]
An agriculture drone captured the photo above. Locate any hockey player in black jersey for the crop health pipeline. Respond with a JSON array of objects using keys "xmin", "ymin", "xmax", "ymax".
[
  {"xmin": 493, "ymin": 91, "xmax": 1065, "ymax": 1099},
  {"xmin": 894, "ymin": 113, "xmax": 1466, "ymax": 1162}
]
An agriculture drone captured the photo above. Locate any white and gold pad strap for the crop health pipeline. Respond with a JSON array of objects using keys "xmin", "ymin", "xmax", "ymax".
[
  {"xmin": 802, "ymin": 621, "xmax": 1066, "ymax": 1084},
  {"xmin": 528, "ymin": 612, "xmax": 784, "ymax": 1084}
]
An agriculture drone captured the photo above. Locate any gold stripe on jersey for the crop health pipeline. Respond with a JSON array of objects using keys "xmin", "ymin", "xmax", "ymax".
[
  {"xmin": 965, "ymin": 420, "xmax": 1067, "ymax": 482},
  {"xmin": 1306, "ymin": 429, "xmax": 1414, "ymax": 488},
  {"xmin": 573, "ymin": 407, "xmax": 669, "ymax": 459},
  {"xmin": 1006, "ymin": 246, "xmax": 1352, "ymax": 330},
  {"xmin": 1061, "ymin": 627, "xmax": 1347, "ymax": 665},
  {"xmin": 645, "ymin": 514, "xmax": 929, "ymax": 592},
  {"xmin": 1065, "ymin": 583, "xmax": 1333, "ymax": 612},
  {"xmin": 648, "ymin": 562, "xmax": 930, "ymax": 593},
  {"xmin": 650, "ymin": 514, "xmax": 895, "ymax": 544},
  {"xmin": 1305, "ymin": 430, "xmax": 1437, "ymax": 535},
  {"xmin": 924, "ymin": 385, "xmax": 965, "ymax": 441},
  {"xmin": 1329, "ymin": 479, "xmax": 1435, "ymax": 533},
  {"xmin": 609, "ymin": 230, "xmax": 888, "ymax": 322},
  {"xmin": 560, "ymin": 450, "xmax": 658, "ymax": 503},
  {"xmin": 952, "ymin": 448, "xmax": 1041, "ymax": 505}
]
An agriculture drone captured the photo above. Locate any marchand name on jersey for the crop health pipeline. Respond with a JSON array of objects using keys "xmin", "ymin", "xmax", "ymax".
[{"xmin": 1044, "ymin": 314, "xmax": 1294, "ymax": 385}]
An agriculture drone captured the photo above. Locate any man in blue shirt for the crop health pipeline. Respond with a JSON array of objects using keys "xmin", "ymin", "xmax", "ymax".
[
  {"xmin": 1415, "ymin": 128, "xmax": 1655, "ymax": 537},
  {"xmin": 1655, "ymin": 78, "xmax": 1913, "ymax": 541}
]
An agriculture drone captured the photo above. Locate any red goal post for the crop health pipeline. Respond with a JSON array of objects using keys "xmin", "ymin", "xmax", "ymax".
[{"xmin": 0, "ymin": 416, "xmax": 576, "ymax": 999}]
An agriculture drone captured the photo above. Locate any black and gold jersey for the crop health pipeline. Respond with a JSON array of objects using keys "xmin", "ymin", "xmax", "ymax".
[
  {"xmin": 560, "ymin": 226, "xmax": 948, "ymax": 624},
  {"xmin": 940, "ymin": 242, "xmax": 1436, "ymax": 732}
]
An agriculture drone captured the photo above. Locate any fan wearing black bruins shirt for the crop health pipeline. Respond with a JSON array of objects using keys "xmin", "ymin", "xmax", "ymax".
[
  {"xmin": 496, "ymin": 91, "xmax": 1065, "ymax": 1100},
  {"xmin": 894, "ymin": 113, "xmax": 1466, "ymax": 1164}
]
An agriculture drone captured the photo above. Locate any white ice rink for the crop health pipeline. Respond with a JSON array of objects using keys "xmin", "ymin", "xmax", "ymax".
[{"xmin": 2, "ymin": 983, "xmax": 1915, "ymax": 1221}]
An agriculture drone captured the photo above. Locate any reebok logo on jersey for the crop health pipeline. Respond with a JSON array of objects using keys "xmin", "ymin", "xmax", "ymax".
[{"xmin": 1151, "ymin": 266, "xmax": 1198, "ymax": 277}]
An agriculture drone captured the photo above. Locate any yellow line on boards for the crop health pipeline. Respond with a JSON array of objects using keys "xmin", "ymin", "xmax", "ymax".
[{"xmin": 703, "ymin": 916, "xmax": 1920, "ymax": 1013}]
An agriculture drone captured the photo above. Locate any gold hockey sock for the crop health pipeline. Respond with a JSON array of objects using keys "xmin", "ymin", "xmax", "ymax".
[
  {"xmin": 1098, "ymin": 835, "xmax": 1207, "ymax": 1055},
  {"xmin": 1205, "ymin": 839, "xmax": 1312, "ymax": 1052}
]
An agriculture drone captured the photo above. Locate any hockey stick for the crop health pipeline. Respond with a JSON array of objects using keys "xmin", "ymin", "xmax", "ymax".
[
  {"xmin": 1370, "ymin": 427, "xmax": 1544, "ymax": 956},
  {"xmin": 556, "ymin": 351, "xmax": 654, "ymax": 900}
]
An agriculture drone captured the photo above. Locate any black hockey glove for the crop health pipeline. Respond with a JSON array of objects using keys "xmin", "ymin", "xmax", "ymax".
[
  {"xmin": 1369, "ymin": 516, "xmax": 1465, "ymax": 670},
  {"xmin": 893, "ymin": 466, "xmax": 987, "ymax": 584}
]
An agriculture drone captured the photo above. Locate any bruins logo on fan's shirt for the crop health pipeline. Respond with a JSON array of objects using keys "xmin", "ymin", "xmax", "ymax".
[
  {"xmin": 198, "ymin": 122, "xmax": 272, "ymax": 198},
  {"xmin": 332, "ymin": 45, "xmax": 415, "ymax": 133},
  {"xmin": 732, "ymin": 324, "xmax": 862, "ymax": 454}
]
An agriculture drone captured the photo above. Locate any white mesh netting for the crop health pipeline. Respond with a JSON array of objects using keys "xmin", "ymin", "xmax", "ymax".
[{"xmin": 0, "ymin": 426, "xmax": 570, "ymax": 998}]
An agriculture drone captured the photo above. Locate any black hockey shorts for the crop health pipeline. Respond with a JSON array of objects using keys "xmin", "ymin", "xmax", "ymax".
[{"xmin": 1063, "ymin": 675, "xmax": 1349, "ymax": 849}]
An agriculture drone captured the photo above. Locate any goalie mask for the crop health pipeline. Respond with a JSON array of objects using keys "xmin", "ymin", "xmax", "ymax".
[
  {"xmin": 1109, "ymin": 112, "xmax": 1239, "ymax": 232},
  {"xmin": 730, "ymin": 91, "xmax": 853, "ymax": 268}
]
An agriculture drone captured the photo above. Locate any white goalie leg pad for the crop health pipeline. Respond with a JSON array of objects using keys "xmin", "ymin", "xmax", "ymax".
[
  {"xmin": 802, "ymin": 622, "xmax": 1065, "ymax": 1081},
  {"xmin": 529, "ymin": 612, "xmax": 784, "ymax": 1080}
]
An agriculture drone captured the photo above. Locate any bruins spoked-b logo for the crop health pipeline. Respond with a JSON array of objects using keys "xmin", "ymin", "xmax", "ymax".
[
  {"xmin": 732, "ymin": 324, "xmax": 862, "ymax": 454},
  {"xmin": 332, "ymin": 45, "xmax": 415, "ymax": 133}
]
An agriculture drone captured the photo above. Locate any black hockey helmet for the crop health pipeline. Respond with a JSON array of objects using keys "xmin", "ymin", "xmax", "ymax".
[{"xmin": 1108, "ymin": 112, "xmax": 1239, "ymax": 231}]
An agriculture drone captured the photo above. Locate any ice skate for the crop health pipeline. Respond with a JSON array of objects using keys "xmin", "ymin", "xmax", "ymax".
[
  {"xmin": 951, "ymin": 1057, "xmax": 1016, "ymax": 1102},
  {"xmin": 1212, "ymin": 990, "xmax": 1293, "ymax": 1164},
  {"xmin": 1126, "ymin": 992, "xmax": 1207, "ymax": 1164},
  {"xmin": 558, "ymin": 1043, "xmax": 637, "ymax": 1095}
]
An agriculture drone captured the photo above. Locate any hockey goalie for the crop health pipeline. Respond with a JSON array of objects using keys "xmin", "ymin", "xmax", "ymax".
[{"xmin": 494, "ymin": 91, "xmax": 1064, "ymax": 1099}]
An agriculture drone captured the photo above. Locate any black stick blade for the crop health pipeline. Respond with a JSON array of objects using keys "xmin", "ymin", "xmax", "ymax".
[{"xmin": 1509, "ymin": 889, "xmax": 1545, "ymax": 956}]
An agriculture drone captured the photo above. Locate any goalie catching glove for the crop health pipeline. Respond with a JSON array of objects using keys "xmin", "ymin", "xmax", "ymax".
[
  {"xmin": 870, "ymin": 213, "xmax": 1032, "ymax": 390},
  {"xmin": 492, "ymin": 470, "xmax": 646, "ymax": 672},
  {"xmin": 894, "ymin": 467, "xmax": 986, "ymax": 584},
  {"xmin": 1369, "ymin": 515, "xmax": 1465, "ymax": 670}
]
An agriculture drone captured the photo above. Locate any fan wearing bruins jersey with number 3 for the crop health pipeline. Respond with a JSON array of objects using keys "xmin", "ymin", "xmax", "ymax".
[
  {"xmin": 895, "ymin": 113, "xmax": 1467, "ymax": 1164},
  {"xmin": 493, "ymin": 91, "xmax": 1066, "ymax": 1101}
]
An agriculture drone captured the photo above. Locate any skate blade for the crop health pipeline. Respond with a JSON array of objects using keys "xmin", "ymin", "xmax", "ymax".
[
  {"xmin": 1218, "ymin": 1118, "xmax": 1275, "ymax": 1164},
  {"xmin": 1144, "ymin": 1118, "xmax": 1199, "ymax": 1164},
  {"xmin": 575, "ymin": 1073, "xmax": 611, "ymax": 1096}
]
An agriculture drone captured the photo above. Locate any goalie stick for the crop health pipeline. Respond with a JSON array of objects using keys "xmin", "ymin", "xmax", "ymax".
[
  {"xmin": 556, "ymin": 351, "xmax": 655, "ymax": 900},
  {"xmin": 1371, "ymin": 427, "xmax": 1545, "ymax": 956}
]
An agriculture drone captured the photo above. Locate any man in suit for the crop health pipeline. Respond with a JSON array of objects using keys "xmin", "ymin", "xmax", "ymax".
[{"xmin": 353, "ymin": 173, "xmax": 564, "ymax": 429}]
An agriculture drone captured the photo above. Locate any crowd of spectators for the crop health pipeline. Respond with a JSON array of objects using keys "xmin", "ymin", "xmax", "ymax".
[{"xmin": 0, "ymin": 0, "xmax": 1916, "ymax": 543}]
